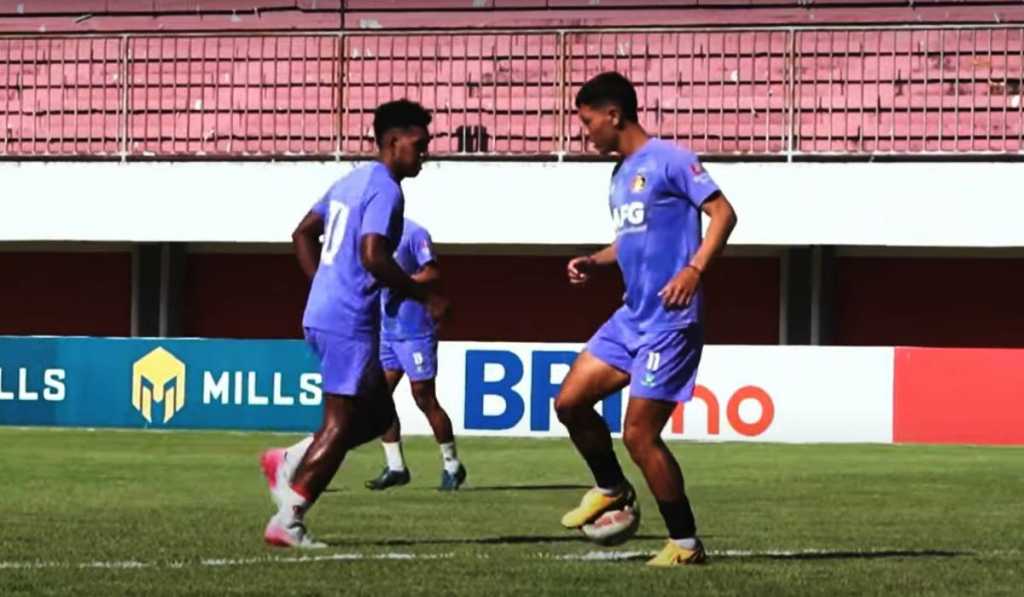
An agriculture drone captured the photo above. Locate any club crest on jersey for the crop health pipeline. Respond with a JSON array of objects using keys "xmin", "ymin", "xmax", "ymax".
[
  {"xmin": 630, "ymin": 174, "xmax": 647, "ymax": 193},
  {"xmin": 690, "ymin": 161, "xmax": 712, "ymax": 184},
  {"xmin": 611, "ymin": 201, "xmax": 646, "ymax": 232},
  {"xmin": 417, "ymin": 238, "xmax": 432, "ymax": 260}
]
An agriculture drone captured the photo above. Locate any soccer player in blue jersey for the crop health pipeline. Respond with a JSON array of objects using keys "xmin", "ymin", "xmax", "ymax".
[
  {"xmin": 259, "ymin": 100, "xmax": 447, "ymax": 548},
  {"xmin": 556, "ymin": 72, "xmax": 738, "ymax": 566},
  {"xmin": 364, "ymin": 218, "xmax": 467, "ymax": 492}
]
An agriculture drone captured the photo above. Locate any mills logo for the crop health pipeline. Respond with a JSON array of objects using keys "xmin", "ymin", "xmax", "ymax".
[{"xmin": 132, "ymin": 347, "xmax": 186, "ymax": 424}]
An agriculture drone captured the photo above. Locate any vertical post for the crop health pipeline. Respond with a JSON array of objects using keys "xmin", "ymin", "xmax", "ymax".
[
  {"xmin": 557, "ymin": 30, "xmax": 567, "ymax": 159},
  {"xmin": 132, "ymin": 242, "xmax": 185, "ymax": 338},
  {"xmin": 785, "ymin": 28, "xmax": 796, "ymax": 162},
  {"xmin": 779, "ymin": 247, "xmax": 812, "ymax": 345},
  {"xmin": 810, "ymin": 246, "xmax": 836, "ymax": 346},
  {"xmin": 336, "ymin": 32, "xmax": 344, "ymax": 159},
  {"xmin": 159, "ymin": 243, "xmax": 186, "ymax": 338},
  {"xmin": 132, "ymin": 243, "xmax": 161, "ymax": 337},
  {"xmin": 120, "ymin": 34, "xmax": 130, "ymax": 161}
]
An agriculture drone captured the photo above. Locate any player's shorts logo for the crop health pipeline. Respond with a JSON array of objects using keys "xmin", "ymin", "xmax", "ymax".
[
  {"xmin": 131, "ymin": 347, "xmax": 186, "ymax": 424},
  {"xmin": 641, "ymin": 352, "xmax": 661, "ymax": 387},
  {"xmin": 630, "ymin": 174, "xmax": 647, "ymax": 193},
  {"xmin": 413, "ymin": 351, "xmax": 425, "ymax": 371}
]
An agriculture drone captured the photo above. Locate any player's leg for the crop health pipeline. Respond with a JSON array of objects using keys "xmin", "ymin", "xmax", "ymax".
[
  {"xmin": 554, "ymin": 338, "xmax": 633, "ymax": 528},
  {"xmin": 378, "ymin": 339, "xmax": 406, "ymax": 448},
  {"xmin": 365, "ymin": 366, "xmax": 412, "ymax": 490},
  {"xmin": 263, "ymin": 329, "xmax": 361, "ymax": 505},
  {"xmin": 622, "ymin": 325, "xmax": 706, "ymax": 566},
  {"xmin": 407, "ymin": 377, "xmax": 464, "ymax": 490},
  {"xmin": 264, "ymin": 392, "xmax": 354, "ymax": 548},
  {"xmin": 261, "ymin": 328, "xmax": 323, "ymax": 509},
  {"xmin": 261, "ymin": 434, "xmax": 314, "ymax": 508},
  {"xmin": 399, "ymin": 337, "xmax": 464, "ymax": 490},
  {"xmin": 622, "ymin": 398, "xmax": 704, "ymax": 565},
  {"xmin": 264, "ymin": 329, "xmax": 392, "ymax": 548},
  {"xmin": 268, "ymin": 383, "xmax": 397, "ymax": 548},
  {"xmin": 380, "ymin": 368, "xmax": 405, "ymax": 443}
]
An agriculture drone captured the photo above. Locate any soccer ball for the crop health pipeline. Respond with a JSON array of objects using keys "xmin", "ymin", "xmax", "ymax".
[{"xmin": 580, "ymin": 505, "xmax": 641, "ymax": 546}]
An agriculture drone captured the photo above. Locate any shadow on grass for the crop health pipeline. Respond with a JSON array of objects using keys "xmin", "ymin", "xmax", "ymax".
[
  {"xmin": 591, "ymin": 549, "xmax": 970, "ymax": 564},
  {"xmin": 321, "ymin": 483, "xmax": 591, "ymax": 494},
  {"xmin": 326, "ymin": 534, "xmax": 668, "ymax": 547},
  {"xmin": 463, "ymin": 484, "xmax": 592, "ymax": 492}
]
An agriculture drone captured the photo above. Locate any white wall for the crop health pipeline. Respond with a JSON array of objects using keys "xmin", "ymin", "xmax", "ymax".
[{"xmin": 2, "ymin": 161, "xmax": 1022, "ymax": 247}]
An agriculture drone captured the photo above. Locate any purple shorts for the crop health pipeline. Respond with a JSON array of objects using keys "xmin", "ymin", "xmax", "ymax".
[
  {"xmin": 379, "ymin": 336, "xmax": 438, "ymax": 382},
  {"xmin": 304, "ymin": 327, "xmax": 384, "ymax": 397},
  {"xmin": 586, "ymin": 308, "xmax": 703, "ymax": 403}
]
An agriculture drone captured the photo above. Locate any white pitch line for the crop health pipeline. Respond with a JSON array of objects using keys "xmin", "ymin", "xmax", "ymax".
[
  {"xmin": 550, "ymin": 547, "xmax": 1005, "ymax": 561},
  {"xmin": 2, "ymin": 547, "xmax": 1014, "ymax": 571},
  {"xmin": 0, "ymin": 552, "xmax": 454, "ymax": 571}
]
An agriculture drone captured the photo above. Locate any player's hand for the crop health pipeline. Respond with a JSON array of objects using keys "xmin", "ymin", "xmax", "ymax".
[
  {"xmin": 425, "ymin": 291, "xmax": 451, "ymax": 323},
  {"xmin": 567, "ymin": 256, "xmax": 596, "ymax": 285},
  {"xmin": 659, "ymin": 266, "xmax": 701, "ymax": 309}
]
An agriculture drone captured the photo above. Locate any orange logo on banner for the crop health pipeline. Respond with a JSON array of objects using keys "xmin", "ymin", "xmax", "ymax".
[{"xmin": 671, "ymin": 385, "xmax": 775, "ymax": 437}]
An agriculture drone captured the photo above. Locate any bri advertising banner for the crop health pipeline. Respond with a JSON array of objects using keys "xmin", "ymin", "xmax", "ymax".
[{"xmin": 0, "ymin": 336, "xmax": 916, "ymax": 444}]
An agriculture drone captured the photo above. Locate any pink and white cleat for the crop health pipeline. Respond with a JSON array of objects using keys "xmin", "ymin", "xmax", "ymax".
[
  {"xmin": 263, "ymin": 516, "xmax": 326, "ymax": 549},
  {"xmin": 260, "ymin": 448, "xmax": 288, "ymax": 508}
]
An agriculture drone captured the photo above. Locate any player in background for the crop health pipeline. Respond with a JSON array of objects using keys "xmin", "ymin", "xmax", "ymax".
[
  {"xmin": 364, "ymin": 218, "xmax": 467, "ymax": 492},
  {"xmin": 555, "ymin": 72, "xmax": 737, "ymax": 566},
  {"xmin": 259, "ymin": 100, "xmax": 446, "ymax": 548}
]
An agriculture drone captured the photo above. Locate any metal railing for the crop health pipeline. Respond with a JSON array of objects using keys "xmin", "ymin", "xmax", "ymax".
[{"xmin": 1, "ymin": 26, "xmax": 1022, "ymax": 160}]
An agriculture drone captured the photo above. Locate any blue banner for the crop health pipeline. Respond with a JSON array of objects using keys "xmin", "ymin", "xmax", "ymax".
[{"xmin": 0, "ymin": 336, "xmax": 323, "ymax": 431}]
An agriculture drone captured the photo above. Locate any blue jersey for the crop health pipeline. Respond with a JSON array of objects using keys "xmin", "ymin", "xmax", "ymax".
[
  {"xmin": 609, "ymin": 138, "xmax": 720, "ymax": 332},
  {"xmin": 381, "ymin": 219, "xmax": 437, "ymax": 341},
  {"xmin": 302, "ymin": 162, "xmax": 404, "ymax": 337}
]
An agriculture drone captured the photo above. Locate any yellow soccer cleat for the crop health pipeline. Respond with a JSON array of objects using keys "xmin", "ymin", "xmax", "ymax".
[
  {"xmin": 560, "ymin": 484, "xmax": 635, "ymax": 529},
  {"xmin": 646, "ymin": 539, "xmax": 707, "ymax": 567}
]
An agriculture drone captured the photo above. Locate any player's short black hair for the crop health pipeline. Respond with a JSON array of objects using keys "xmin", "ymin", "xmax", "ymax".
[
  {"xmin": 574, "ymin": 72, "xmax": 639, "ymax": 123},
  {"xmin": 373, "ymin": 100, "xmax": 432, "ymax": 148}
]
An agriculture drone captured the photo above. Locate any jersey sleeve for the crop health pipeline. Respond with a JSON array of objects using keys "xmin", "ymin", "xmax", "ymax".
[
  {"xmin": 309, "ymin": 191, "xmax": 329, "ymax": 218},
  {"xmin": 410, "ymin": 227, "xmax": 437, "ymax": 268},
  {"xmin": 665, "ymin": 150, "xmax": 721, "ymax": 209},
  {"xmin": 360, "ymin": 184, "xmax": 404, "ymax": 242}
]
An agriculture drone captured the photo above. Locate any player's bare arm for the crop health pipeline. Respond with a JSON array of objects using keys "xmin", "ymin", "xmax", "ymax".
[
  {"xmin": 292, "ymin": 211, "xmax": 325, "ymax": 280},
  {"xmin": 411, "ymin": 263, "xmax": 449, "ymax": 325},
  {"xmin": 410, "ymin": 262, "xmax": 440, "ymax": 285},
  {"xmin": 568, "ymin": 242, "xmax": 619, "ymax": 285},
  {"xmin": 361, "ymin": 234, "xmax": 449, "ymax": 321},
  {"xmin": 658, "ymin": 192, "xmax": 738, "ymax": 308}
]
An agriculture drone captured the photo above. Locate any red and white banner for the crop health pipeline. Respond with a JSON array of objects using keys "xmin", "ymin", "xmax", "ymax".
[{"xmin": 893, "ymin": 347, "xmax": 1024, "ymax": 445}]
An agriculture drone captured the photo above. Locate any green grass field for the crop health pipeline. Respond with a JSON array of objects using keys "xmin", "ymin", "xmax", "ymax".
[{"xmin": 1, "ymin": 428, "xmax": 1022, "ymax": 596}]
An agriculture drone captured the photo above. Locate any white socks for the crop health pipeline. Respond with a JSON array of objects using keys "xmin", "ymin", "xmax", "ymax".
[
  {"xmin": 673, "ymin": 537, "xmax": 698, "ymax": 550},
  {"xmin": 283, "ymin": 435, "xmax": 315, "ymax": 481},
  {"xmin": 382, "ymin": 441, "xmax": 460, "ymax": 474},
  {"xmin": 440, "ymin": 442, "xmax": 461, "ymax": 474},
  {"xmin": 276, "ymin": 484, "xmax": 310, "ymax": 524},
  {"xmin": 382, "ymin": 441, "xmax": 406, "ymax": 472},
  {"xmin": 595, "ymin": 483, "xmax": 626, "ymax": 496}
]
